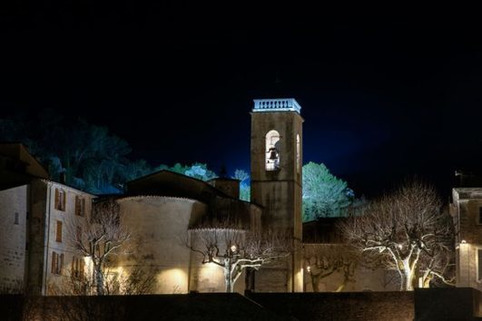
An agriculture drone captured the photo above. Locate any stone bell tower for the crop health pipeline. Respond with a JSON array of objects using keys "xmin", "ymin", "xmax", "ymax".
[{"xmin": 250, "ymin": 98, "xmax": 303, "ymax": 292}]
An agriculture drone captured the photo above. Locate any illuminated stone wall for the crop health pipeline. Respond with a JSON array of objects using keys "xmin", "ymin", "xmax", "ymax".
[
  {"xmin": 302, "ymin": 244, "xmax": 398, "ymax": 292},
  {"xmin": 0, "ymin": 185, "xmax": 28, "ymax": 292},
  {"xmin": 38, "ymin": 181, "xmax": 94, "ymax": 295},
  {"xmin": 452, "ymin": 188, "xmax": 482, "ymax": 291},
  {"xmin": 189, "ymin": 254, "xmax": 234, "ymax": 293},
  {"xmin": 118, "ymin": 196, "xmax": 207, "ymax": 294},
  {"xmin": 188, "ymin": 229, "xmax": 248, "ymax": 294}
]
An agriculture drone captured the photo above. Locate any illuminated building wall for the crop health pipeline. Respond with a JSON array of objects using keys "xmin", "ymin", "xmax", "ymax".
[
  {"xmin": 31, "ymin": 180, "xmax": 95, "ymax": 295},
  {"xmin": 0, "ymin": 185, "xmax": 28, "ymax": 292},
  {"xmin": 452, "ymin": 188, "xmax": 482, "ymax": 291},
  {"xmin": 118, "ymin": 196, "xmax": 207, "ymax": 294}
]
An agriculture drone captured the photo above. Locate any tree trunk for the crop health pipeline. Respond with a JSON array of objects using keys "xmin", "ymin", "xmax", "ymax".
[
  {"xmin": 224, "ymin": 258, "xmax": 233, "ymax": 293},
  {"xmin": 402, "ymin": 260, "xmax": 414, "ymax": 291},
  {"xmin": 95, "ymin": 266, "xmax": 105, "ymax": 295}
]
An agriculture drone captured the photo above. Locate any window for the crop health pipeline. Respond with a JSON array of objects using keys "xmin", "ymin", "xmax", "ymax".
[
  {"xmin": 76, "ymin": 226, "xmax": 82, "ymax": 243},
  {"xmin": 56, "ymin": 221, "xmax": 63, "ymax": 242},
  {"xmin": 75, "ymin": 195, "xmax": 85, "ymax": 216},
  {"xmin": 14, "ymin": 212, "xmax": 19, "ymax": 225},
  {"xmin": 296, "ymin": 134, "xmax": 301, "ymax": 174},
  {"xmin": 55, "ymin": 188, "xmax": 66, "ymax": 211},
  {"xmin": 51, "ymin": 252, "xmax": 64, "ymax": 275},
  {"xmin": 71, "ymin": 256, "xmax": 85, "ymax": 280},
  {"xmin": 478, "ymin": 249, "xmax": 482, "ymax": 282},
  {"xmin": 265, "ymin": 130, "xmax": 280, "ymax": 171}
]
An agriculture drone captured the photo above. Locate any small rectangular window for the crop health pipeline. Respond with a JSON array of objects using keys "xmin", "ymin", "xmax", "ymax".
[
  {"xmin": 51, "ymin": 252, "xmax": 57, "ymax": 273},
  {"xmin": 56, "ymin": 221, "xmax": 63, "ymax": 242},
  {"xmin": 75, "ymin": 196, "xmax": 85, "ymax": 216},
  {"xmin": 51, "ymin": 252, "xmax": 63, "ymax": 275},
  {"xmin": 14, "ymin": 212, "xmax": 19, "ymax": 225},
  {"xmin": 55, "ymin": 188, "xmax": 66, "ymax": 211},
  {"xmin": 71, "ymin": 256, "xmax": 85, "ymax": 280},
  {"xmin": 478, "ymin": 249, "xmax": 482, "ymax": 281}
]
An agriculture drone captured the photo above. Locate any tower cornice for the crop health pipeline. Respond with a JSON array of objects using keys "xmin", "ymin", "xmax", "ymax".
[{"xmin": 252, "ymin": 98, "xmax": 301, "ymax": 114}]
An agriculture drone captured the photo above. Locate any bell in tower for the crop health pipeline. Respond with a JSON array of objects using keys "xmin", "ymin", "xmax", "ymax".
[{"xmin": 266, "ymin": 146, "xmax": 280, "ymax": 171}]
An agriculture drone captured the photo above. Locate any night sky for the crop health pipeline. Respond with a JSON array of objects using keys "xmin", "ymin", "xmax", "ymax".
[{"xmin": 1, "ymin": 4, "xmax": 482, "ymax": 199}]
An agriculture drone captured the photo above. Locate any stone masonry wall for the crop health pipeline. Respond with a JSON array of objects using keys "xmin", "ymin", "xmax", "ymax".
[{"xmin": 0, "ymin": 185, "xmax": 27, "ymax": 292}]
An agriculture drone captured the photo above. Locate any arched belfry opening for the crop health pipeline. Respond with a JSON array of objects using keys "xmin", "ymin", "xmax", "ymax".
[{"xmin": 266, "ymin": 130, "xmax": 280, "ymax": 171}]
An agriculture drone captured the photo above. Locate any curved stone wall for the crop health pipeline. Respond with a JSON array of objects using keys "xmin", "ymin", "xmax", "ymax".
[{"xmin": 118, "ymin": 196, "xmax": 207, "ymax": 294}]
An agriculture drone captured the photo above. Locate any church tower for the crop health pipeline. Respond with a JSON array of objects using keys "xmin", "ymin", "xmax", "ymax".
[{"xmin": 250, "ymin": 98, "xmax": 303, "ymax": 292}]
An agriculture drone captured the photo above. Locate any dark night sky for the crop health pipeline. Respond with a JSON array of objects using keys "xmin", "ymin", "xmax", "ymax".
[{"xmin": 1, "ymin": 3, "xmax": 482, "ymax": 199}]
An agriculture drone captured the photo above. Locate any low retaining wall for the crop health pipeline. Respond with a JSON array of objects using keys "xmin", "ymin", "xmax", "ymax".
[
  {"xmin": 246, "ymin": 291, "xmax": 414, "ymax": 321},
  {"xmin": 4, "ymin": 288, "xmax": 482, "ymax": 321},
  {"xmin": 415, "ymin": 287, "xmax": 482, "ymax": 321},
  {"xmin": 0, "ymin": 293, "xmax": 294, "ymax": 321}
]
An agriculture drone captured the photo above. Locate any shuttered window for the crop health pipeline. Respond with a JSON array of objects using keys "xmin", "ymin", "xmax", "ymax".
[
  {"xmin": 75, "ymin": 196, "xmax": 85, "ymax": 216},
  {"xmin": 478, "ymin": 249, "xmax": 482, "ymax": 281},
  {"xmin": 51, "ymin": 252, "xmax": 64, "ymax": 274},
  {"xmin": 56, "ymin": 221, "xmax": 62, "ymax": 242},
  {"xmin": 55, "ymin": 188, "xmax": 66, "ymax": 211}
]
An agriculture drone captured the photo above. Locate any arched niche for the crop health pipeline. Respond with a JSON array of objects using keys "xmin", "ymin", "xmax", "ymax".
[{"xmin": 265, "ymin": 130, "xmax": 280, "ymax": 171}]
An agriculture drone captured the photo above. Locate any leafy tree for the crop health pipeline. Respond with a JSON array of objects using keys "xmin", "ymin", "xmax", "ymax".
[
  {"xmin": 0, "ymin": 110, "xmax": 141, "ymax": 194},
  {"xmin": 232, "ymin": 169, "xmax": 250, "ymax": 201},
  {"xmin": 302, "ymin": 162, "xmax": 354, "ymax": 221},
  {"xmin": 339, "ymin": 179, "xmax": 455, "ymax": 291},
  {"xmin": 121, "ymin": 159, "xmax": 153, "ymax": 184},
  {"xmin": 155, "ymin": 162, "xmax": 218, "ymax": 181},
  {"xmin": 184, "ymin": 163, "xmax": 218, "ymax": 180},
  {"xmin": 232, "ymin": 169, "xmax": 249, "ymax": 182}
]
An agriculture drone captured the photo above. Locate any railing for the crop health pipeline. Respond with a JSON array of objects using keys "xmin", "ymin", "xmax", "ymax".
[{"xmin": 252, "ymin": 98, "xmax": 301, "ymax": 113}]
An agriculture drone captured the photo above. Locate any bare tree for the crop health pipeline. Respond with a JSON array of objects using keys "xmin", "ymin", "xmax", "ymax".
[
  {"xmin": 69, "ymin": 198, "xmax": 131, "ymax": 295},
  {"xmin": 304, "ymin": 244, "xmax": 358, "ymax": 292},
  {"xmin": 339, "ymin": 179, "xmax": 455, "ymax": 291},
  {"xmin": 188, "ymin": 227, "xmax": 291, "ymax": 293}
]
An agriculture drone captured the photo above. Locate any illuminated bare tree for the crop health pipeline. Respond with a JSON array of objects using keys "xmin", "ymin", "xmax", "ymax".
[
  {"xmin": 304, "ymin": 244, "xmax": 358, "ymax": 292},
  {"xmin": 340, "ymin": 179, "xmax": 454, "ymax": 291},
  {"xmin": 188, "ymin": 227, "xmax": 291, "ymax": 293},
  {"xmin": 69, "ymin": 199, "xmax": 131, "ymax": 295}
]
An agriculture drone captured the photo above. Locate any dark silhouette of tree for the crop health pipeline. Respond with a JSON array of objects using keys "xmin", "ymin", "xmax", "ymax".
[
  {"xmin": 0, "ymin": 110, "xmax": 152, "ymax": 193},
  {"xmin": 304, "ymin": 244, "xmax": 359, "ymax": 292},
  {"xmin": 1, "ymin": 109, "xmax": 287, "ymax": 201}
]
